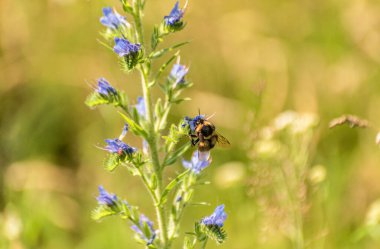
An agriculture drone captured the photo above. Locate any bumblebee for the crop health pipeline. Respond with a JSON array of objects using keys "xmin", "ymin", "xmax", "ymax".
[{"xmin": 187, "ymin": 114, "xmax": 230, "ymax": 152}]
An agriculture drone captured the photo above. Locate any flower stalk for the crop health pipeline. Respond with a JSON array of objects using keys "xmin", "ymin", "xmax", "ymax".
[{"xmin": 87, "ymin": 1, "xmax": 228, "ymax": 248}]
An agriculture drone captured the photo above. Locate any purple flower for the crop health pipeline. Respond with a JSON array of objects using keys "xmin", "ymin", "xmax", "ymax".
[
  {"xmin": 164, "ymin": 1, "xmax": 185, "ymax": 26},
  {"xmin": 100, "ymin": 7, "xmax": 130, "ymax": 29},
  {"xmin": 201, "ymin": 205, "xmax": 227, "ymax": 227},
  {"xmin": 142, "ymin": 139, "xmax": 149, "ymax": 155},
  {"xmin": 170, "ymin": 63, "xmax": 189, "ymax": 86},
  {"xmin": 114, "ymin": 37, "xmax": 141, "ymax": 57},
  {"xmin": 105, "ymin": 138, "xmax": 136, "ymax": 155},
  {"xmin": 136, "ymin": 97, "xmax": 146, "ymax": 117},
  {"xmin": 97, "ymin": 185, "xmax": 118, "ymax": 207},
  {"xmin": 184, "ymin": 115, "xmax": 205, "ymax": 132},
  {"xmin": 131, "ymin": 214, "xmax": 156, "ymax": 245},
  {"xmin": 97, "ymin": 78, "xmax": 117, "ymax": 96},
  {"xmin": 182, "ymin": 150, "xmax": 211, "ymax": 174},
  {"xmin": 119, "ymin": 123, "xmax": 129, "ymax": 140}
]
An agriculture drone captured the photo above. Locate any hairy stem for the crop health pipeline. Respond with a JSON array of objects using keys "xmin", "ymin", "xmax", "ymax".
[{"xmin": 133, "ymin": 0, "xmax": 169, "ymax": 247}]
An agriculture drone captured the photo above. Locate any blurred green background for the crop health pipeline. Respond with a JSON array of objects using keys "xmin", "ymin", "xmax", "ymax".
[{"xmin": 2, "ymin": 0, "xmax": 380, "ymax": 248}]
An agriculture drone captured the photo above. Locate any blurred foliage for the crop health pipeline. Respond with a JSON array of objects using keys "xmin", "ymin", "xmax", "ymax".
[{"xmin": 1, "ymin": 0, "xmax": 380, "ymax": 248}]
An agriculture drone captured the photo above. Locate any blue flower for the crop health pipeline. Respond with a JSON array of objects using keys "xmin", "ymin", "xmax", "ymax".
[
  {"xmin": 97, "ymin": 78, "xmax": 117, "ymax": 96},
  {"xmin": 131, "ymin": 214, "xmax": 156, "ymax": 245},
  {"xmin": 97, "ymin": 185, "xmax": 118, "ymax": 207},
  {"xmin": 100, "ymin": 7, "xmax": 130, "ymax": 29},
  {"xmin": 182, "ymin": 150, "xmax": 211, "ymax": 174},
  {"xmin": 136, "ymin": 97, "xmax": 146, "ymax": 117},
  {"xmin": 170, "ymin": 63, "xmax": 189, "ymax": 86},
  {"xmin": 184, "ymin": 115, "xmax": 205, "ymax": 132},
  {"xmin": 105, "ymin": 138, "xmax": 136, "ymax": 155},
  {"xmin": 114, "ymin": 37, "xmax": 141, "ymax": 57},
  {"xmin": 119, "ymin": 123, "xmax": 129, "ymax": 140},
  {"xmin": 164, "ymin": 1, "xmax": 185, "ymax": 26},
  {"xmin": 142, "ymin": 139, "xmax": 149, "ymax": 155},
  {"xmin": 201, "ymin": 205, "xmax": 227, "ymax": 227}
]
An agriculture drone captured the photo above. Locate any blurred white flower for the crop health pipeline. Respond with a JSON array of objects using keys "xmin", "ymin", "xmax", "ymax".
[
  {"xmin": 308, "ymin": 165, "xmax": 327, "ymax": 185},
  {"xmin": 273, "ymin": 111, "xmax": 298, "ymax": 131},
  {"xmin": 2, "ymin": 209, "xmax": 22, "ymax": 240},
  {"xmin": 291, "ymin": 113, "xmax": 319, "ymax": 134}
]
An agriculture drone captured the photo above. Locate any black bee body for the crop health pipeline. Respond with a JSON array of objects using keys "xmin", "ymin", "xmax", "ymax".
[{"xmin": 188, "ymin": 115, "xmax": 230, "ymax": 152}]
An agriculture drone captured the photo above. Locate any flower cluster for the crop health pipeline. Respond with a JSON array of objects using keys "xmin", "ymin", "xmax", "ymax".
[
  {"xmin": 104, "ymin": 138, "xmax": 136, "ymax": 156},
  {"xmin": 97, "ymin": 78, "xmax": 117, "ymax": 96},
  {"xmin": 114, "ymin": 37, "xmax": 142, "ymax": 70},
  {"xmin": 164, "ymin": 1, "xmax": 186, "ymax": 28},
  {"xmin": 182, "ymin": 150, "xmax": 211, "ymax": 174},
  {"xmin": 201, "ymin": 205, "xmax": 227, "ymax": 227},
  {"xmin": 100, "ymin": 7, "xmax": 130, "ymax": 30},
  {"xmin": 183, "ymin": 115, "xmax": 205, "ymax": 132},
  {"xmin": 131, "ymin": 214, "xmax": 157, "ymax": 245},
  {"xmin": 169, "ymin": 63, "xmax": 189, "ymax": 87},
  {"xmin": 97, "ymin": 185, "xmax": 118, "ymax": 207}
]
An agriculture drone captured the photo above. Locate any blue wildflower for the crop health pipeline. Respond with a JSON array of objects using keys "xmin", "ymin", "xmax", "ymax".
[
  {"xmin": 97, "ymin": 185, "xmax": 118, "ymax": 207},
  {"xmin": 135, "ymin": 97, "xmax": 146, "ymax": 117},
  {"xmin": 97, "ymin": 78, "xmax": 117, "ymax": 96},
  {"xmin": 114, "ymin": 37, "xmax": 141, "ymax": 57},
  {"xmin": 105, "ymin": 138, "xmax": 136, "ymax": 155},
  {"xmin": 142, "ymin": 139, "xmax": 149, "ymax": 155},
  {"xmin": 164, "ymin": 1, "xmax": 186, "ymax": 26},
  {"xmin": 100, "ymin": 7, "xmax": 130, "ymax": 29},
  {"xmin": 184, "ymin": 115, "xmax": 205, "ymax": 132},
  {"xmin": 201, "ymin": 205, "xmax": 227, "ymax": 227},
  {"xmin": 131, "ymin": 214, "xmax": 156, "ymax": 245},
  {"xmin": 170, "ymin": 63, "xmax": 189, "ymax": 86},
  {"xmin": 182, "ymin": 150, "xmax": 211, "ymax": 174},
  {"xmin": 119, "ymin": 123, "xmax": 129, "ymax": 140}
]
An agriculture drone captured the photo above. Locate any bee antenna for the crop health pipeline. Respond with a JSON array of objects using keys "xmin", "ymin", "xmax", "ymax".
[
  {"xmin": 198, "ymin": 108, "xmax": 200, "ymax": 116},
  {"xmin": 206, "ymin": 113, "xmax": 216, "ymax": 120}
]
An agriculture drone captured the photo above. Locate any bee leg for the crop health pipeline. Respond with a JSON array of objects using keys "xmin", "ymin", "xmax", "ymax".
[{"xmin": 191, "ymin": 138, "xmax": 199, "ymax": 146}]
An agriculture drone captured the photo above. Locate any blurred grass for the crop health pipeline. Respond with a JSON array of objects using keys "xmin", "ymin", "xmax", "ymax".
[{"xmin": 1, "ymin": 0, "xmax": 380, "ymax": 248}]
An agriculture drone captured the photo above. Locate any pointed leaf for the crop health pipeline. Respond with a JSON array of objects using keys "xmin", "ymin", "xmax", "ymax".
[
  {"xmin": 159, "ymin": 169, "xmax": 190, "ymax": 205},
  {"xmin": 148, "ymin": 41, "xmax": 189, "ymax": 59},
  {"xmin": 118, "ymin": 111, "xmax": 148, "ymax": 138},
  {"xmin": 91, "ymin": 206, "xmax": 117, "ymax": 221},
  {"xmin": 163, "ymin": 143, "xmax": 191, "ymax": 166}
]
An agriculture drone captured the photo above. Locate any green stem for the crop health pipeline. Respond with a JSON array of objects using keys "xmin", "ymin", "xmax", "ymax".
[
  {"xmin": 200, "ymin": 238, "xmax": 208, "ymax": 249},
  {"xmin": 133, "ymin": 1, "xmax": 169, "ymax": 247}
]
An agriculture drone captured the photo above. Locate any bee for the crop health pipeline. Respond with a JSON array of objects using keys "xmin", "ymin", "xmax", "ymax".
[{"xmin": 187, "ymin": 113, "xmax": 230, "ymax": 152}]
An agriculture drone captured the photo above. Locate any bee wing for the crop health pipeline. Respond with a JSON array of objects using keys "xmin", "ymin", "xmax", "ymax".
[{"xmin": 215, "ymin": 132, "xmax": 231, "ymax": 148}]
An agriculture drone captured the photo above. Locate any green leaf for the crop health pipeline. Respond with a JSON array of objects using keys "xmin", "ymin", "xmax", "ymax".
[
  {"xmin": 118, "ymin": 111, "xmax": 148, "ymax": 138},
  {"xmin": 152, "ymin": 51, "xmax": 180, "ymax": 83},
  {"xmin": 91, "ymin": 206, "xmax": 117, "ymax": 221},
  {"xmin": 170, "ymin": 97, "xmax": 191, "ymax": 105},
  {"xmin": 150, "ymin": 173, "xmax": 158, "ymax": 190},
  {"xmin": 183, "ymin": 236, "xmax": 196, "ymax": 249},
  {"xmin": 104, "ymin": 153, "xmax": 121, "ymax": 172},
  {"xmin": 159, "ymin": 169, "xmax": 190, "ymax": 205},
  {"xmin": 120, "ymin": 0, "xmax": 134, "ymax": 14},
  {"xmin": 148, "ymin": 41, "xmax": 190, "ymax": 59},
  {"xmin": 154, "ymin": 98, "xmax": 163, "ymax": 119},
  {"xmin": 85, "ymin": 92, "xmax": 109, "ymax": 108},
  {"xmin": 151, "ymin": 25, "xmax": 161, "ymax": 50},
  {"xmin": 163, "ymin": 143, "xmax": 191, "ymax": 166}
]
